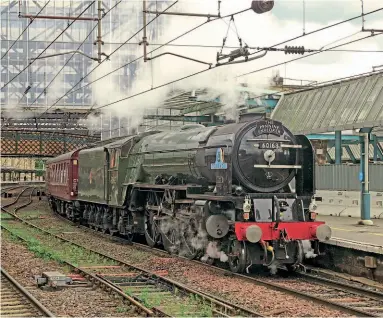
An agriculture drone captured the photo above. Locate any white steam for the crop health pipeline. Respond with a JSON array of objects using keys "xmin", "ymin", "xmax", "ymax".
[
  {"xmin": 159, "ymin": 214, "xmax": 209, "ymax": 256},
  {"xmin": 302, "ymin": 239, "xmax": 318, "ymax": 259},
  {"xmin": 268, "ymin": 261, "xmax": 279, "ymax": 275},
  {"xmin": 201, "ymin": 241, "xmax": 229, "ymax": 263}
]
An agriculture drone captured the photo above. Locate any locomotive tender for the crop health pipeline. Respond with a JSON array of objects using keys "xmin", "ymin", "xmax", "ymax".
[{"xmin": 46, "ymin": 115, "xmax": 331, "ymax": 273}]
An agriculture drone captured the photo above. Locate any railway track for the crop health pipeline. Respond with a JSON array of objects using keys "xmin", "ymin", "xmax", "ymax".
[
  {"xmin": 1, "ymin": 209, "xmax": 263, "ymax": 317},
  {"xmin": 271, "ymin": 272, "xmax": 383, "ymax": 316},
  {"xmin": 1, "ymin": 267, "xmax": 54, "ymax": 317},
  {"xmin": 1, "ymin": 186, "xmax": 36, "ymax": 212},
  {"xmin": 134, "ymin": 241, "xmax": 383, "ymax": 317},
  {"xmin": 6, "ymin": 201, "xmax": 383, "ymax": 317},
  {"xmin": 1, "ymin": 185, "xmax": 28, "ymax": 195},
  {"xmin": 50, "ymin": 212, "xmax": 383, "ymax": 317}
]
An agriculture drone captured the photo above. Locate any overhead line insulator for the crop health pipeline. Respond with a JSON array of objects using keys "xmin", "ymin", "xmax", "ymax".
[{"xmin": 285, "ymin": 46, "xmax": 305, "ymax": 55}]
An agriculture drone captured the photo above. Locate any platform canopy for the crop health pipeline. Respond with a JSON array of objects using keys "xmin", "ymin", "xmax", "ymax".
[{"xmin": 271, "ymin": 72, "xmax": 383, "ymax": 134}]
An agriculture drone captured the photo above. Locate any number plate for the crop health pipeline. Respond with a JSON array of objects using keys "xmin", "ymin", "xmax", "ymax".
[{"xmin": 259, "ymin": 142, "xmax": 280, "ymax": 149}]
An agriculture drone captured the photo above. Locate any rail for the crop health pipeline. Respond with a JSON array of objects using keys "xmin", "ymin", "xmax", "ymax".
[
  {"xmin": 57, "ymin": 213, "xmax": 383, "ymax": 317},
  {"xmin": 1, "ymin": 267, "xmax": 55, "ymax": 317},
  {"xmin": 1, "ymin": 209, "xmax": 263, "ymax": 317}
]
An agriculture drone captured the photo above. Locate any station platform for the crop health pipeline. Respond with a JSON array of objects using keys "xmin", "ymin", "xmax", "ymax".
[
  {"xmin": 1, "ymin": 181, "xmax": 45, "ymax": 187},
  {"xmin": 315, "ymin": 190, "xmax": 383, "ymax": 219},
  {"xmin": 317, "ymin": 215, "xmax": 383, "ymax": 254}
]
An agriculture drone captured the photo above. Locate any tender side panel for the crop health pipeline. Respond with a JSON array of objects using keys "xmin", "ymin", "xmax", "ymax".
[{"xmin": 77, "ymin": 146, "xmax": 108, "ymax": 205}]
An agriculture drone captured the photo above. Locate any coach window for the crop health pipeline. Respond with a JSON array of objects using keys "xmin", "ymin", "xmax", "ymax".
[{"xmin": 63, "ymin": 164, "xmax": 66, "ymax": 183}]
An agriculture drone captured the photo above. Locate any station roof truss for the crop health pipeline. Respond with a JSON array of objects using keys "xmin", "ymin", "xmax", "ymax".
[
  {"xmin": 1, "ymin": 108, "xmax": 96, "ymax": 135},
  {"xmin": 271, "ymin": 72, "xmax": 383, "ymax": 134},
  {"xmin": 160, "ymin": 89, "xmax": 223, "ymax": 115},
  {"xmin": 159, "ymin": 86, "xmax": 279, "ymax": 116}
]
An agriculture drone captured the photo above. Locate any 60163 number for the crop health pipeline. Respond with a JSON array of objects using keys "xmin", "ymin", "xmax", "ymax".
[{"xmin": 259, "ymin": 142, "xmax": 280, "ymax": 149}]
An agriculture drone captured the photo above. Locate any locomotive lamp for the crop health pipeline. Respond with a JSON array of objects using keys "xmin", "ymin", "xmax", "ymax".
[
  {"xmin": 309, "ymin": 199, "xmax": 317, "ymax": 212},
  {"xmin": 243, "ymin": 196, "xmax": 251, "ymax": 220}
]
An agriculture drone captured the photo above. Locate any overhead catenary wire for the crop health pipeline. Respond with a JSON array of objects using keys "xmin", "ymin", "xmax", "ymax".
[
  {"xmin": 15, "ymin": 39, "xmax": 383, "ymax": 53},
  {"xmin": 79, "ymin": 6, "xmax": 255, "ymax": 115},
  {"xmin": 236, "ymin": 32, "xmax": 381, "ymax": 78},
  {"xmin": 46, "ymin": 5, "xmax": 383, "ymax": 111},
  {"xmin": 61, "ymin": 19, "xmax": 213, "ymax": 106},
  {"xmin": 26, "ymin": 5, "xmax": 383, "ymax": 133},
  {"xmin": 46, "ymin": 5, "xmax": 251, "ymax": 116},
  {"xmin": 92, "ymin": 31, "xmax": 381, "ymax": 113},
  {"xmin": 44, "ymin": 0, "xmax": 179, "ymax": 113},
  {"xmin": 25, "ymin": 24, "xmax": 99, "ymax": 113},
  {"xmin": 29, "ymin": 0, "xmax": 181, "ymax": 135},
  {"xmin": 37, "ymin": 6, "xmax": 383, "ymax": 135},
  {"xmin": 1, "ymin": 0, "xmax": 51, "ymax": 60},
  {"xmin": 1, "ymin": 1, "xmax": 96, "ymax": 90},
  {"xmin": 247, "ymin": 7, "xmax": 383, "ymax": 57},
  {"xmin": 30, "ymin": 0, "xmax": 123, "ymax": 118}
]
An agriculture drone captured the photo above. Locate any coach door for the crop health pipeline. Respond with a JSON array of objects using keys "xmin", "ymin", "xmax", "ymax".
[{"xmin": 108, "ymin": 148, "xmax": 120, "ymax": 206}]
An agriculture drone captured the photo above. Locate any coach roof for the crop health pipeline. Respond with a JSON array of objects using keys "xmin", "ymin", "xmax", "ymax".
[{"xmin": 46, "ymin": 149, "xmax": 81, "ymax": 164}]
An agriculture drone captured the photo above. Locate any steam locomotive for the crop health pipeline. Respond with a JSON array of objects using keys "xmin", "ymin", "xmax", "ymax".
[{"xmin": 46, "ymin": 115, "xmax": 331, "ymax": 273}]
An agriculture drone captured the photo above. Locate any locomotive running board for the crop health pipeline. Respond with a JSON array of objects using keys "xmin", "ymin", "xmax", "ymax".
[
  {"xmin": 253, "ymin": 164, "xmax": 302, "ymax": 169},
  {"xmin": 128, "ymin": 183, "xmax": 202, "ymax": 190}
]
